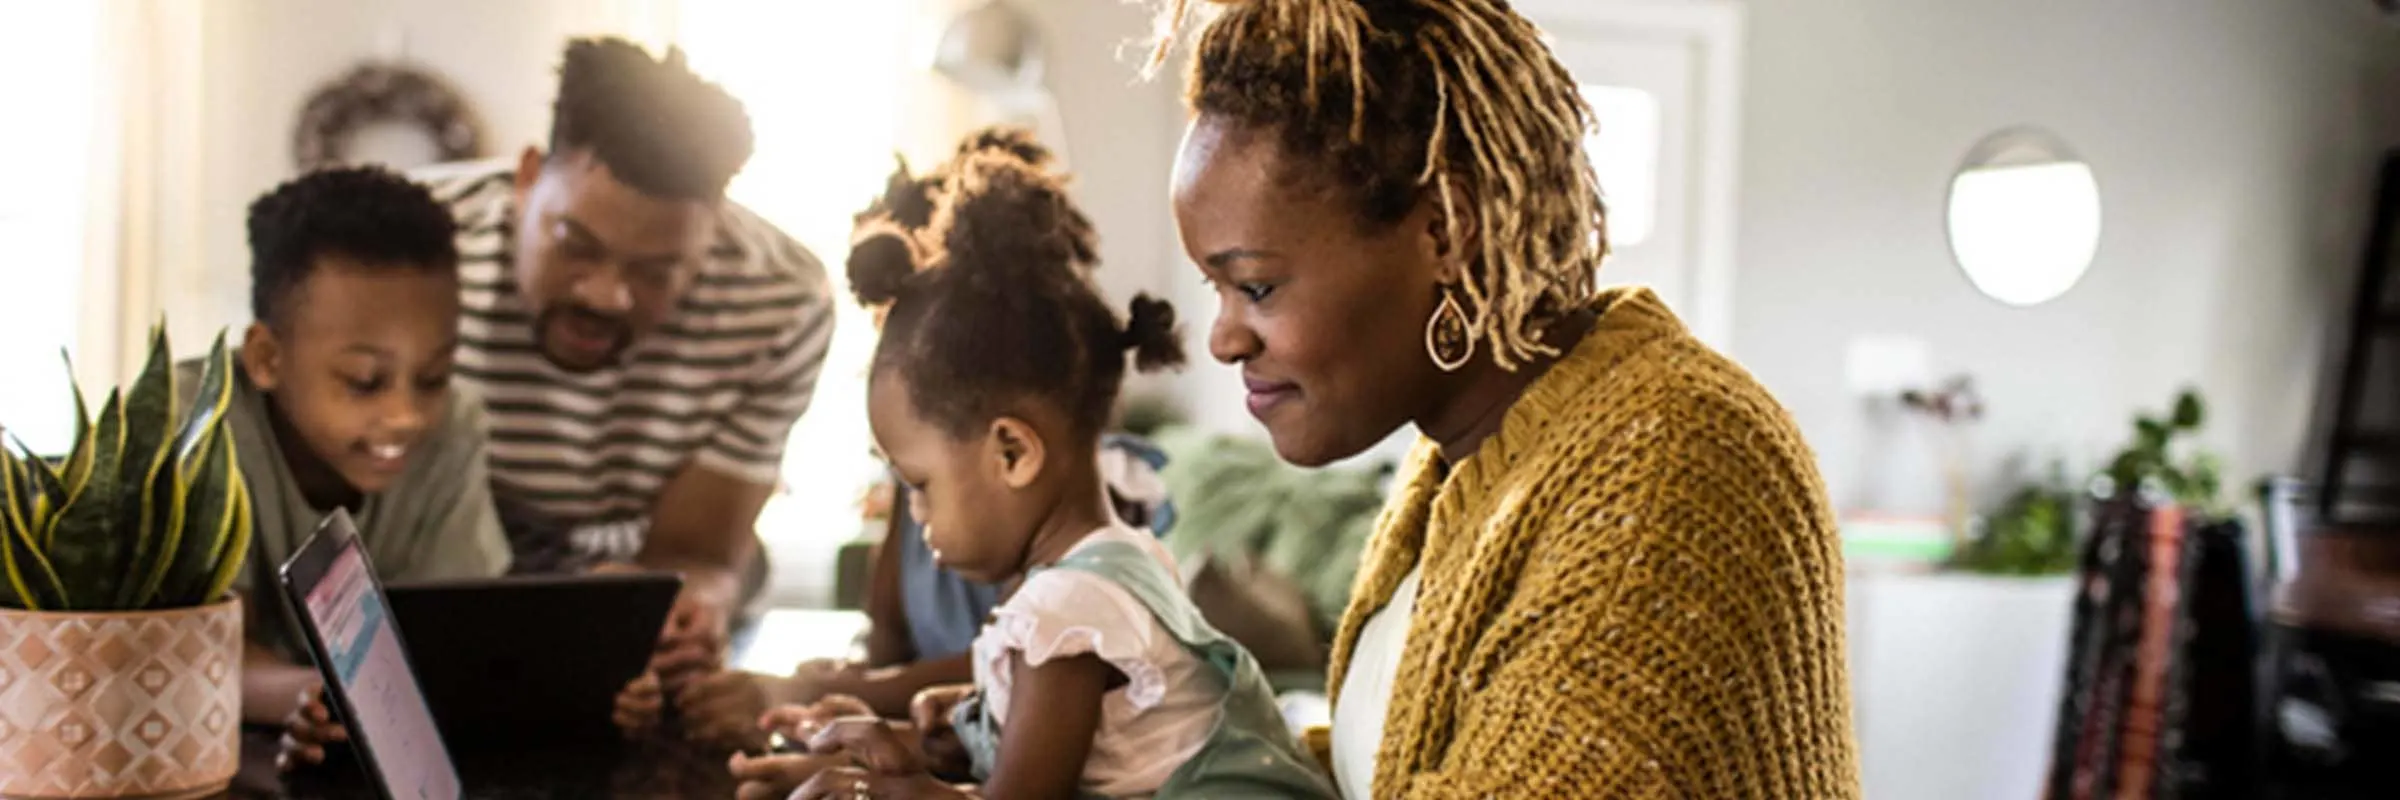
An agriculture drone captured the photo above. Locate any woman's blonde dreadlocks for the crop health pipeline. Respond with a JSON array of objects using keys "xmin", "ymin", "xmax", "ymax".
[{"xmin": 1149, "ymin": 0, "xmax": 1607, "ymax": 370}]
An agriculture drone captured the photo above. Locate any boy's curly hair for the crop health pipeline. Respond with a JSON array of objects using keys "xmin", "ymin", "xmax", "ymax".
[{"xmin": 247, "ymin": 166, "xmax": 459, "ymax": 326}]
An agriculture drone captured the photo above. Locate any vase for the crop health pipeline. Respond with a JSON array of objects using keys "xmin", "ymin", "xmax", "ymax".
[{"xmin": 0, "ymin": 598, "xmax": 242, "ymax": 800}]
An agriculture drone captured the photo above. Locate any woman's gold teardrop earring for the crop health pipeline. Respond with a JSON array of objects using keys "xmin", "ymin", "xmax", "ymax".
[{"xmin": 1425, "ymin": 287, "xmax": 1474, "ymax": 372}]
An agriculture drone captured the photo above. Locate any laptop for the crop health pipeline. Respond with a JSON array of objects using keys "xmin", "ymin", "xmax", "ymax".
[
  {"xmin": 385, "ymin": 572, "xmax": 678, "ymax": 746},
  {"xmin": 278, "ymin": 510, "xmax": 697, "ymax": 798},
  {"xmin": 279, "ymin": 509, "xmax": 464, "ymax": 800}
]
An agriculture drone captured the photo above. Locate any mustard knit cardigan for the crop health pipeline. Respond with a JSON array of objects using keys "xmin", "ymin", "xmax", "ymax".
[{"xmin": 1312, "ymin": 288, "xmax": 1861, "ymax": 798}]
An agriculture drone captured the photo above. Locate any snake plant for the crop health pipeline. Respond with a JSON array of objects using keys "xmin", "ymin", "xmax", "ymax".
[{"xmin": 0, "ymin": 322, "xmax": 253, "ymax": 611}]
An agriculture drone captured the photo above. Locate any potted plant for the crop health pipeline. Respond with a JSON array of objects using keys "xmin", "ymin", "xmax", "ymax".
[
  {"xmin": 2098, "ymin": 388, "xmax": 2223, "ymax": 515},
  {"xmin": 0, "ymin": 325, "xmax": 254, "ymax": 800},
  {"xmin": 1953, "ymin": 461, "xmax": 2083, "ymax": 576}
]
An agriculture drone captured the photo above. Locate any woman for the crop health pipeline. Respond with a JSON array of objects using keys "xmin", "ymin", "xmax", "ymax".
[{"xmin": 1153, "ymin": 0, "xmax": 1861, "ymax": 797}]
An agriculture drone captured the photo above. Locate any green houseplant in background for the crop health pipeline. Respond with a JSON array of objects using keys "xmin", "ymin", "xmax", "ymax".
[
  {"xmin": 1952, "ymin": 387, "xmax": 2225, "ymax": 576},
  {"xmin": 0, "ymin": 324, "xmax": 255, "ymax": 800},
  {"xmin": 2100, "ymin": 388, "xmax": 2226, "ymax": 518},
  {"xmin": 1954, "ymin": 462, "xmax": 2083, "ymax": 576}
]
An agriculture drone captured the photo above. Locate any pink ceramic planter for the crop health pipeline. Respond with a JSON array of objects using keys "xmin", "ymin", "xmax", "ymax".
[{"xmin": 0, "ymin": 598, "xmax": 242, "ymax": 800}]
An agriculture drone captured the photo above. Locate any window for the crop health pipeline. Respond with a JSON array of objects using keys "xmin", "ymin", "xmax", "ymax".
[
  {"xmin": 1580, "ymin": 85, "xmax": 1660, "ymax": 248},
  {"xmin": 675, "ymin": 2, "xmax": 911, "ymax": 604},
  {"xmin": 0, "ymin": 4, "xmax": 101, "ymax": 455}
]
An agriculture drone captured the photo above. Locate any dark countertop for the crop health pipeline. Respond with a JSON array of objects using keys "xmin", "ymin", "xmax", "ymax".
[
  {"xmin": 218, "ymin": 726, "xmax": 740, "ymax": 799},
  {"xmin": 210, "ymin": 609, "xmax": 868, "ymax": 798}
]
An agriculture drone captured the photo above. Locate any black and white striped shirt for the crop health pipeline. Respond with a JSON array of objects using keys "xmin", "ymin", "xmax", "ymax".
[{"xmin": 415, "ymin": 160, "xmax": 834, "ymax": 559}]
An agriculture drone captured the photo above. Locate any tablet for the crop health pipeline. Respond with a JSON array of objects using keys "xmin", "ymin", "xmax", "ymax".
[
  {"xmin": 384, "ymin": 570, "xmax": 679, "ymax": 745},
  {"xmin": 280, "ymin": 509, "xmax": 463, "ymax": 800}
]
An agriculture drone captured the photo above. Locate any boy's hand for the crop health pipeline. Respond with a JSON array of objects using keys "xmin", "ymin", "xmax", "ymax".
[
  {"xmin": 276, "ymin": 686, "xmax": 347, "ymax": 772},
  {"xmin": 614, "ymin": 671, "xmax": 665, "ymax": 737},
  {"xmin": 789, "ymin": 767, "xmax": 973, "ymax": 800},
  {"xmin": 727, "ymin": 751, "xmax": 845, "ymax": 800}
]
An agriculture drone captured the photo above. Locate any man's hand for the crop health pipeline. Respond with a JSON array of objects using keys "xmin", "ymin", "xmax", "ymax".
[
  {"xmin": 276, "ymin": 686, "xmax": 348, "ymax": 772},
  {"xmin": 591, "ymin": 560, "xmax": 730, "ymax": 689},
  {"xmin": 653, "ymin": 587, "xmax": 728, "ymax": 691},
  {"xmin": 614, "ymin": 671, "xmax": 665, "ymax": 737},
  {"xmin": 640, "ymin": 459, "xmax": 772, "ymax": 685}
]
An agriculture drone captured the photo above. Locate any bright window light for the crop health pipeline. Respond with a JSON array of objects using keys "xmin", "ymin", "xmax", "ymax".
[
  {"xmin": 1580, "ymin": 85, "xmax": 1659, "ymax": 247},
  {"xmin": 676, "ymin": 4, "xmax": 908, "ymax": 568},
  {"xmin": 0, "ymin": 4, "xmax": 99, "ymax": 455},
  {"xmin": 1946, "ymin": 161, "xmax": 2101, "ymax": 306}
]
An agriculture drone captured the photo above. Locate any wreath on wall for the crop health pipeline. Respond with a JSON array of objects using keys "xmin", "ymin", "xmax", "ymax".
[{"xmin": 292, "ymin": 62, "xmax": 485, "ymax": 170}]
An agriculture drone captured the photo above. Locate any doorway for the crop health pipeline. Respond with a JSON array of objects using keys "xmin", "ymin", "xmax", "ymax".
[{"xmin": 1515, "ymin": 0, "xmax": 1745, "ymax": 348}]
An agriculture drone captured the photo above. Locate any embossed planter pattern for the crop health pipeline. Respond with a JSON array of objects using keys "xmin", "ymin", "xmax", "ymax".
[{"xmin": 0, "ymin": 598, "xmax": 241, "ymax": 800}]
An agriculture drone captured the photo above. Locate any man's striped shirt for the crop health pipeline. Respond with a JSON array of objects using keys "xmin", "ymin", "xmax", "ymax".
[{"xmin": 414, "ymin": 160, "xmax": 834, "ymax": 560}]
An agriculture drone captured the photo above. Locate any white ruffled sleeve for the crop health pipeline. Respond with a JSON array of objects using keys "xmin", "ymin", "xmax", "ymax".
[{"xmin": 985, "ymin": 568, "xmax": 1173, "ymax": 711}]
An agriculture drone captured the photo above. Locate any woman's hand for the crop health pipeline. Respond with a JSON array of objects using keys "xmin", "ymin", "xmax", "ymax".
[
  {"xmin": 788, "ymin": 766, "xmax": 976, "ymax": 800},
  {"xmin": 805, "ymin": 716, "xmax": 923, "ymax": 774},
  {"xmin": 613, "ymin": 671, "xmax": 665, "ymax": 737},
  {"xmin": 759, "ymin": 694, "xmax": 879, "ymax": 740},
  {"xmin": 786, "ymin": 658, "xmax": 861, "ymax": 701},
  {"xmin": 275, "ymin": 686, "xmax": 347, "ymax": 772},
  {"xmin": 728, "ymin": 751, "xmax": 846, "ymax": 800}
]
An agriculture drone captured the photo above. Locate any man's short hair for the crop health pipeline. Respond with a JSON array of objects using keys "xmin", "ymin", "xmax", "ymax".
[{"xmin": 548, "ymin": 37, "xmax": 755, "ymax": 201}]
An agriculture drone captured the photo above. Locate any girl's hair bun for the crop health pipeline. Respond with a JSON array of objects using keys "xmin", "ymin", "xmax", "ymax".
[
  {"xmin": 1121, "ymin": 293, "xmax": 1187, "ymax": 372},
  {"xmin": 939, "ymin": 152, "xmax": 1078, "ymax": 290},
  {"xmin": 845, "ymin": 221, "xmax": 920, "ymax": 306}
]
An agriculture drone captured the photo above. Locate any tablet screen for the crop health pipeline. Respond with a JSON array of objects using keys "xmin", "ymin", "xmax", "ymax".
[{"xmin": 300, "ymin": 537, "xmax": 463, "ymax": 800}]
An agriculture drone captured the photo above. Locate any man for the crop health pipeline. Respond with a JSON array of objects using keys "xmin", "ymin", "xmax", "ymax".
[{"xmin": 414, "ymin": 37, "xmax": 833, "ymax": 689}]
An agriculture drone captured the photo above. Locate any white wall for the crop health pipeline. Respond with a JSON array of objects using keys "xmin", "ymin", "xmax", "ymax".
[
  {"xmin": 1733, "ymin": 0, "xmax": 2400, "ymax": 515},
  {"xmin": 979, "ymin": 1, "xmax": 1195, "ymax": 414},
  {"xmin": 1011, "ymin": 2, "xmax": 1183, "ymax": 312},
  {"xmin": 178, "ymin": 0, "xmax": 669, "ymax": 344}
]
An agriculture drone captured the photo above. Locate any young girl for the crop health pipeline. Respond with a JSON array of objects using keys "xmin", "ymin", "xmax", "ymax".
[
  {"xmin": 679, "ymin": 136, "xmax": 1182, "ymax": 751},
  {"xmin": 751, "ymin": 140, "xmax": 1335, "ymax": 799}
]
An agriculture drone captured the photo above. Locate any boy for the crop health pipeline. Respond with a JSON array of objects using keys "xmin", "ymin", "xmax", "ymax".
[{"xmin": 199, "ymin": 166, "xmax": 510, "ymax": 747}]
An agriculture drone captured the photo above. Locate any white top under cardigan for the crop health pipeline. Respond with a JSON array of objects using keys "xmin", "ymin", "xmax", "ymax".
[{"xmin": 1329, "ymin": 565, "xmax": 1424, "ymax": 799}]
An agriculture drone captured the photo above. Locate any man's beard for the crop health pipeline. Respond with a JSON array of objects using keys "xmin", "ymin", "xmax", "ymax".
[{"xmin": 531, "ymin": 304, "xmax": 635, "ymax": 374}]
